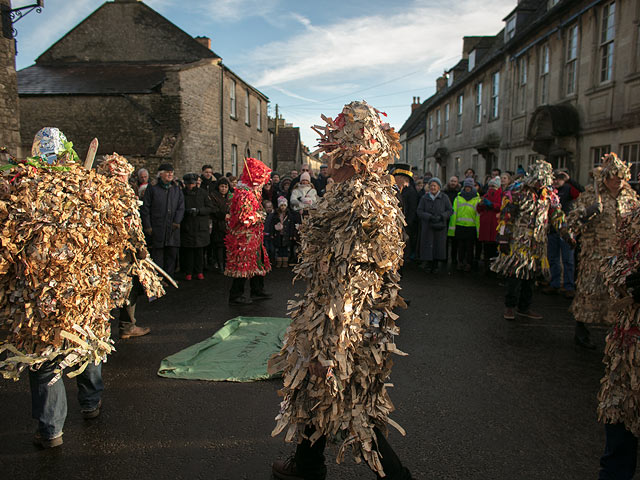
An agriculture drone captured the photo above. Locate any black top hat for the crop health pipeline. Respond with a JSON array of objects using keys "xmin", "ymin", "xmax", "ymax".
[{"xmin": 391, "ymin": 163, "xmax": 413, "ymax": 179}]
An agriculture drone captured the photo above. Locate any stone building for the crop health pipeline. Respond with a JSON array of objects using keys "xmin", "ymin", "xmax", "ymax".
[
  {"xmin": 271, "ymin": 117, "xmax": 303, "ymax": 176},
  {"xmin": 400, "ymin": 0, "xmax": 640, "ymax": 185},
  {"xmin": 17, "ymin": 0, "xmax": 270, "ymax": 176},
  {"xmin": 0, "ymin": 0, "xmax": 20, "ymax": 155}
]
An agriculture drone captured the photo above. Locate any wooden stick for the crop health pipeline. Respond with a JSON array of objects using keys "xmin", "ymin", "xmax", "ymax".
[
  {"xmin": 144, "ymin": 257, "xmax": 179, "ymax": 289},
  {"xmin": 84, "ymin": 138, "xmax": 99, "ymax": 170}
]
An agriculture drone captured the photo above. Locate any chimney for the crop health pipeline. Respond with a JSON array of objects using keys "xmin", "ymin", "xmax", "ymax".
[
  {"xmin": 436, "ymin": 76, "xmax": 447, "ymax": 92},
  {"xmin": 411, "ymin": 96, "xmax": 421, "ymax": 112},
  {"xmin": 195, "ymin": 36, "xmax": 211, "ymax": 50}
]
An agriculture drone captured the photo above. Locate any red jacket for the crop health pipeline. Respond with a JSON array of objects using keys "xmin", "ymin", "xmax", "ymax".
[{"xmin": 477, "ymin": 187, "xmax": 502, "ymax": 242}]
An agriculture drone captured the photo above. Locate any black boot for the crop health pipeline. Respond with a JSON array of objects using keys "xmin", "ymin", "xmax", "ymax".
[
  {"xmin": 574, "ymin": 321, "xmax": 596, "ymax": 350},
  {"xmin": 430, "ymin": 260, "xmax": 439, "ymax": 273}
]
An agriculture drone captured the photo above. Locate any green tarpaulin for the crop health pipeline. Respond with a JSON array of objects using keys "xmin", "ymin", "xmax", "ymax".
[{"xmin": 157, "ymin": 316, "xmax": 291, "ymax": 382}]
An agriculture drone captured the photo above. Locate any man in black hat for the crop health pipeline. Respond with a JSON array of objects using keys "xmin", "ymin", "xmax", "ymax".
[
  {"xmin": 141, "ymin": 163, "xmax": 185, "ymax": 278},
  {"xmin": 391, "ymin": 164, "xmax": 418, "ymax": 259}
]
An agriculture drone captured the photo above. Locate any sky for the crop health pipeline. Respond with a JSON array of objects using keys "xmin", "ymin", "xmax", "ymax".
[{"xmin": 12, "ymin": 0, "xmax": 516, "ymax": 149}]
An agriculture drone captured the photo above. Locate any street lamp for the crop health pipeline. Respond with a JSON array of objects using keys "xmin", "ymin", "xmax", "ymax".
[{"xmin": 2, "ymin": 1, "xmax": 44, "ymax": 39}]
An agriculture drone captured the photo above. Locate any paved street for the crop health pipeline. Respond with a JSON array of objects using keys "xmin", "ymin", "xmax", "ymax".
[{"xmin": 0, "ymin": 264, "xmax": 608, "ymax": 480}]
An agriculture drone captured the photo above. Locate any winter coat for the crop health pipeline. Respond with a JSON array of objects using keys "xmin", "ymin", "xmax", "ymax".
[
  {"xmin": 290, "ymin": 184, "xmax": 318, "ymax": 212},
  {"xmin": 477, "ymin": 187, "xmax": 502, "ymax": 242},
  {"xmin": 180, "ymin": 187, "xmax": 213, "ymax": 248},
  {"xmin": 265, "ymin": 210, "xmax": 296, "ymax": 248},
  {"xmin": 448, "ymin": 191, "xmax": 480, "ymax": 238},
  {"xmin": 141, "ymin": 181, "xmax": 185, "ymax": 248},
  {"xmin": 443, "ymin": 186, "xmax": 460, "ymax": 205},
  {"xmin": 416, "ymin": 192, "xmax": 453, "ymax": 261},
  {"xmin": 210, "ymin": 189, "xmax": 232, "ymax": 245}
]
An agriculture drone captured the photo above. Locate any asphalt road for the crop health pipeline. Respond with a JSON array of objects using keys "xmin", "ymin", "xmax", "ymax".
[{"xmin": 0, "ymin": 263, "xmax": 609, "ymax": 480}]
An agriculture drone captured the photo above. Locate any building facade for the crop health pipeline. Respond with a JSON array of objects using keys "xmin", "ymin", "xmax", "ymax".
[
  {"xmin": 0, "ymin": 0, "xmax": 21, "ymax": 155},
  {"xmin": 400, "ymin": 0, "xmax": 640, "ymax": 185},
  {"xmin": 17, "ymin": 0, "xmax": 270, "ymax": 176}
]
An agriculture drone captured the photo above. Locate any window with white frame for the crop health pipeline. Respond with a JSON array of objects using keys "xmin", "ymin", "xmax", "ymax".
[
  {"xmin": 540, "ymin": 45, "xmax": 550, "ymax": 104},
  {"xmin": 456, "ymin": 94, "xmax": 463, "ymax": 133},
  {"xmin": 474, "ymin": 82, "xmax": 483, "ymax": 124},
  {"xmin": 444, "ymin": 103, "xmax": 450, "ymax": 136},
  {"xmin": 257, "ymin": 99, "xmax": 262, "ymax": 130},
  {"xmin": 230, "ymin": 80, "xmax": 237, "ymax": 118},
  {"xmin": 592, "ymin": 145, "xmax": 611, "ymax": 167},
  {"xmin": 505, "ymin": 16, "xmax": 516, "ymax": 41},
  {"xmin": 245, "ymin": 89, "xmax": 250, "ymax": 125},
  {"xmin": 621, "ymin": 142, "xmax": 640, "ymax": 181},
  {"xmin": 490, "ymin": 72, "xmax": 500, "ymax": 119},
  {"xmin": 428, "ymin": 114, "xmax": 433, "ymax": 142},
  {"xmin": 436, "ymin": 109, "xmax": 441, "ymax": 138},
  {"xmin": 566, "ymin": 24, "xmax": 579, "ymax": 95},
  {"xmin": 600, "ymin": 1, "xmax": 615, "ymax": 83},
  {"xmin": 468, "ymin": 50, "xmax": 476, "ymax": 71},
  {"xmin": 231, "ymin": 144, "xmax": 238, "ymax": 175},
  {"xmin": 517, "ymin": 56, "xmax": 527, "ymax": 112}
]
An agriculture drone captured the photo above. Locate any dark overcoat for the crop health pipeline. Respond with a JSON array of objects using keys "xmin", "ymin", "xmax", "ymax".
[
  {"xmin": 141, "ymin": 182, "xmax": 185, "ymax": 248},
  {"xmin": 181, "ymin": 187, "xmax": 213, "ymax": 248},
  {"xmin": 416, "ymin": 192, "xmax": 453, "ymax": 261}
]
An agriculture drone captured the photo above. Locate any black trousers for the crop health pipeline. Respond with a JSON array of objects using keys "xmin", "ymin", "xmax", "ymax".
[
  {"xmin": 181, "ymin": 247, "xmax": 204, "ymax": 275},
  {"xmin": 599, "ymin": 423, "xmax": 638, "ymax": 480},
  {"xmin": 151, "ymin": 246, "xmax": 179, "ymax": 277},
  {"xmin": 294, "ymin": 426, "xmax": 412, "ymax": 480},
  {"xmin": 229, "ymin": 275, "xmax": 264, "ymax": 300},
  {"xmin": 505, "ymin": 277, "xmax": 533, "ymax": 311}
]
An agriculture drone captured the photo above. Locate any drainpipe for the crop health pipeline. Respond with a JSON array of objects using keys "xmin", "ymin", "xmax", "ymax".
[{"xmin": 220, "ymin": 66, "xmax": 224, "ymax": 173}]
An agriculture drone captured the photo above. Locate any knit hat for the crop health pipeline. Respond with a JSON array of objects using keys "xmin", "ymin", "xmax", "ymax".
[
  {"xmin": 488, "ymin": 176, "xmax": 501, "ymax": 188},
  {"xmin": 158, "ymin": 163, "xmax": 174, "ymax": 172},
  {"xmin": 428, "ymin": 177, "xmax": 442, "ymax": 188},
  {"xmin": 300, "ymin": 171, "xmax": 311, "ymax": 182},
  {"xmin": 183, "ymin": 173, "xmax": 199, "ymax": 184},
  {"xmin": 463, "ymin": 177, "xmax": 475, "ymax": 188},
  {"xmin": 277, "ymin": 196, "xmax": 288, "ymax": 207}
]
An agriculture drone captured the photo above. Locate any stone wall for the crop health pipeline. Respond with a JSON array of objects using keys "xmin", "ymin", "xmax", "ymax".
[{"xmin": 0, "ymin": 0, "xmax": 20, "ymax": 154}]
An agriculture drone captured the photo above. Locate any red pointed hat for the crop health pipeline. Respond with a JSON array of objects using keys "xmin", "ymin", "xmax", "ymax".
[{"xmin": 241, "ymin": 157, "xmax": 272, "ymax": 186}]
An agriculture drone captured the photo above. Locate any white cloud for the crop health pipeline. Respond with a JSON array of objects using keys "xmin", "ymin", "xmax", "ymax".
[
  {"xmin": 268, "ymin": 86, "xmax": 319, "ymax": 103},
  {"xmin": 196, "ymin": 0, "xmax": 281, "ymax": 22},
  {"xmin": 249, "ymin": 0, "xmax": 515, "ymax": 88}
]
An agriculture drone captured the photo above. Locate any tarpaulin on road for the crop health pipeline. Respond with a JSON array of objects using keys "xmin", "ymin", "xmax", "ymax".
[{"xmin": 157, "ymin": 316, "xmax": 291, "ymax": 382}]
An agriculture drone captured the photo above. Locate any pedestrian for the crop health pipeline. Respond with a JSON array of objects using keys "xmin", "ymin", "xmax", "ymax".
[
  {"xmin": 210, "ymin": 177, "xmax": 233, "ymax": 272},
  {"xmin": 500, "ymin": 172, "xmax": 512, "ymax": 192},
  {"xmin": 566, "ymin": 153, "xmax": 639, "ymax": 349},
  {"xmin": 225, "ymin": 157, "xmax": 272, "ymax": 305},
  {"xmin": 266, "ymin": 196, "xmax": 297, "ymax": 267},
  {"xmin": 477, "ymin": 176, "xmax": 502, "ymax": 274},
  {"xmin": 315, "ymin": 164, "xmax": 330, "ymax": 196},
  {"xmin": 270, "ymin": 101, "xmax": 412, "ymax": 480},
  {"xmin": 492, "ymin": 160, "xmax": 564, "ymax": 321},
  {"xmin": 290, "ymin": 171, "xmax": 318, "ymax": 213},
  {"xmin": 262, "ymin": 176, "xmax": 276, "ymax": 204},
  {"xmin": 141, "ymin": 163, "xmax": 185, "ymax": 278},
  {"xmin": 229, "ymin": 175, "xmax": 238, "ymax": 189},
  {"xmin": 180, "ymin": 173, "xmax": 213, "ymax": 281},
  {"xmin": 401, "ymin": 175, "xmax": 420, "ymax": 262},
  {"xmin": 200, "ymin": 164, "xmax": 216, "ymax": 195},
  {"xmin": 417, "ymin": 177, "xmax": 453, "ymax": 273},
  {"xmin": 443, "ymin": 175, "xmax": 461, "ymax": 263},
  {"xmin": 449, "ymin": 177, "xmax": 480, "ymax": 272},
  {"xmin": 276, "ymin": 176, "xmax": 292, "ymax": 201},
  {"xmin": 135, "ymin": 168, "xmax": 149, "ymax": 200}
]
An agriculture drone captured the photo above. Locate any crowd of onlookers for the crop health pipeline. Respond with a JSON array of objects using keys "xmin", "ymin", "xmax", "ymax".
[{"xmin": 133, "ymin": 162, "xmax": 332, "ymax": 281}]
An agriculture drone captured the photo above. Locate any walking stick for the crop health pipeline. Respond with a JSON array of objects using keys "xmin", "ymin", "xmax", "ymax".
[{"xmin": 144, "ymin": 257, "xmax": 179, "ymax": 289}]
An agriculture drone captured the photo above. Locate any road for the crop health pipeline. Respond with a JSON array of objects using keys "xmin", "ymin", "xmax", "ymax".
[{"xmin": 0, "ymin": 264, "xmax": 608, "ymax": 479}]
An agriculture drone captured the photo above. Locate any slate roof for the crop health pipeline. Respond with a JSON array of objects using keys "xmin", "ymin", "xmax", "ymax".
[{"xmin": 18, "ymin": 64, "xmax": 168, "ymax": 95}]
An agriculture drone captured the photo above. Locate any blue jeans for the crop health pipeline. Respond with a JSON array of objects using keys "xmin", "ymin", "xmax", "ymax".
[
  {"xmin": 600, "ymin": 423, "xmax": 638, "ymax": 479},
  {"xmin": 29, "ymin": 361, "xmax": 104, "ymax": 439},
  {"xmin": 547, "ymin": 232, "xmax": 575, "ymax": 290}
]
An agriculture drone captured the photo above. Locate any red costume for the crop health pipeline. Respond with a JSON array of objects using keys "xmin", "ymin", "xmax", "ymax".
[
  {"xmin": 477, "ymin": 187, "xmax": 502, "ymax": 242},
  {"xmin": 224, "ymin": 158, "xmax": 272, "ymax": 278}
]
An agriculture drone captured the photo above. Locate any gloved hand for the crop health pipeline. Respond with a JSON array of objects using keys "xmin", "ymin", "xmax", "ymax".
[
  {"xmin": 188, "ymin": 208, "xmax": 199, "ymax": 216},
  {"xmin": 431, "ymin": 214, "xmax": 442, "ymax": 223},
  {"xmin": 626, "ymin": 271, "xmax": 640, "ymax": 303},
  {"xmin": 135, "ymin": 248, "xmax": 148, "ymax": 260},
  {"xmin": 585, "ymin": 202, "xmax": 602, "ymax": 219},
  {"xmin": 482, "ymin": 197, "xmax": 493, "ymax": 207},
  {"xmin": 499, "ymin": 243, "xmax": 510, "ymax": 255},
  {"xmin": 172, "ymin": 222, "xmax": 180, "ymax": 230}
]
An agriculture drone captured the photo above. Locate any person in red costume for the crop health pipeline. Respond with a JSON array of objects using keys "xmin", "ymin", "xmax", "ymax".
[{"xmin": 225, "ymin": 157, "xmax": 273, "ymax": 305}]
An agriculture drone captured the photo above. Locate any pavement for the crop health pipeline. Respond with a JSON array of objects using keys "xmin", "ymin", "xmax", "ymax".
[{"xmin": 0, "ymin": 263, "xmax": 609, "ymax": 480}]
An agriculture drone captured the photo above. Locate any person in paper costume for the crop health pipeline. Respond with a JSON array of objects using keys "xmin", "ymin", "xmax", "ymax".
[
  {"xmin": 566, "ymin": 153, "xmax": 639, "ymax": 349},
  {"xmin": 491, "ymin": 159, "xmax": 566, "ymax": 321},
  {"xmin": 269, "ymin": 101, "xmax": 412, "ymax": 480},
  {"xmin": 224, "ymin": 157, "xmax": 272, "ymax": 305},
  {"xmin": 596, "ymin": 191, "xmax": 640, "ymax": 478}
]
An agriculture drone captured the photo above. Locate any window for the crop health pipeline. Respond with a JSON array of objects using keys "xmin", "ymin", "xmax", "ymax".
[
  {"xmin": 447, "ymin": 71, "xmax": 454, "ymax": 87},
  {"xmin": 566, "ymin": 25, "xmax": 579, "ymax": 95},
  {"xmin": 245, "ymin": 89, "xmax": 250, "ymax": 125},
  {"xmin": 257, "ymin": 99, "xmax": 262, "ymax": 130},
  {"xmin": 474, "ymin": 82, "xmax": 483, "ymax": 124},
  {"xmin": 428, "ymin": 114, "xmax": 433, "ymax": 142},
  {"xmin": 600, "ymin": 2, "xmax": 615, "ymax": 83},
  {"xmin": 548, "ymin": 0, "xmax": 560, "ymax": 8},
  {"xmin": 621, "ymin": 142, "xmax": 640, "ymax": 181},
  {"xmin": 517, "ymin": 56, "xmax": 527, "ymax": 112},
  {"xmin": 456, "ymin": 94, "xmax": 463, "ymax": 133},
  {"xmin": 257, "ymin": 150, "xmax": 262, "ymax": 162},
  {"xmin": 436, "ymin": 109, "xmax": 441, "ymax": 138},
  {"xmin": 514, "ymin": 155, "xmax": 525, "ymax": 173},
  {"xmin": 490, "ymin": 72, "xmax": 500, "ymax": 119},
  {"xmin": 505, "ymin": 16, "xmax": 516, "ymax": 41},
  {"xmin": 444, "ymin": 103, "xmax": 450, "ymax": 136},
  {"xmin": 591, "ymin": 145, "xmax": 611, "ymax": 167},
  {"xmin": 230, "ymin": 80, "xmax": 236, "ymax": 118},
  {"xmin": 468, "ymin": 50, "xmax": 476, "ymax": 71},
  {"xmin": 528, "ymin": 154, "xmax": 540, "ymax": 166},
  {"xmin": 540, "ymin": 45, "xmax": 550, "ymax": 104},
  {"xmin": 231, "ymin": 144, "xmax": 238, "ymax": 175}
]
